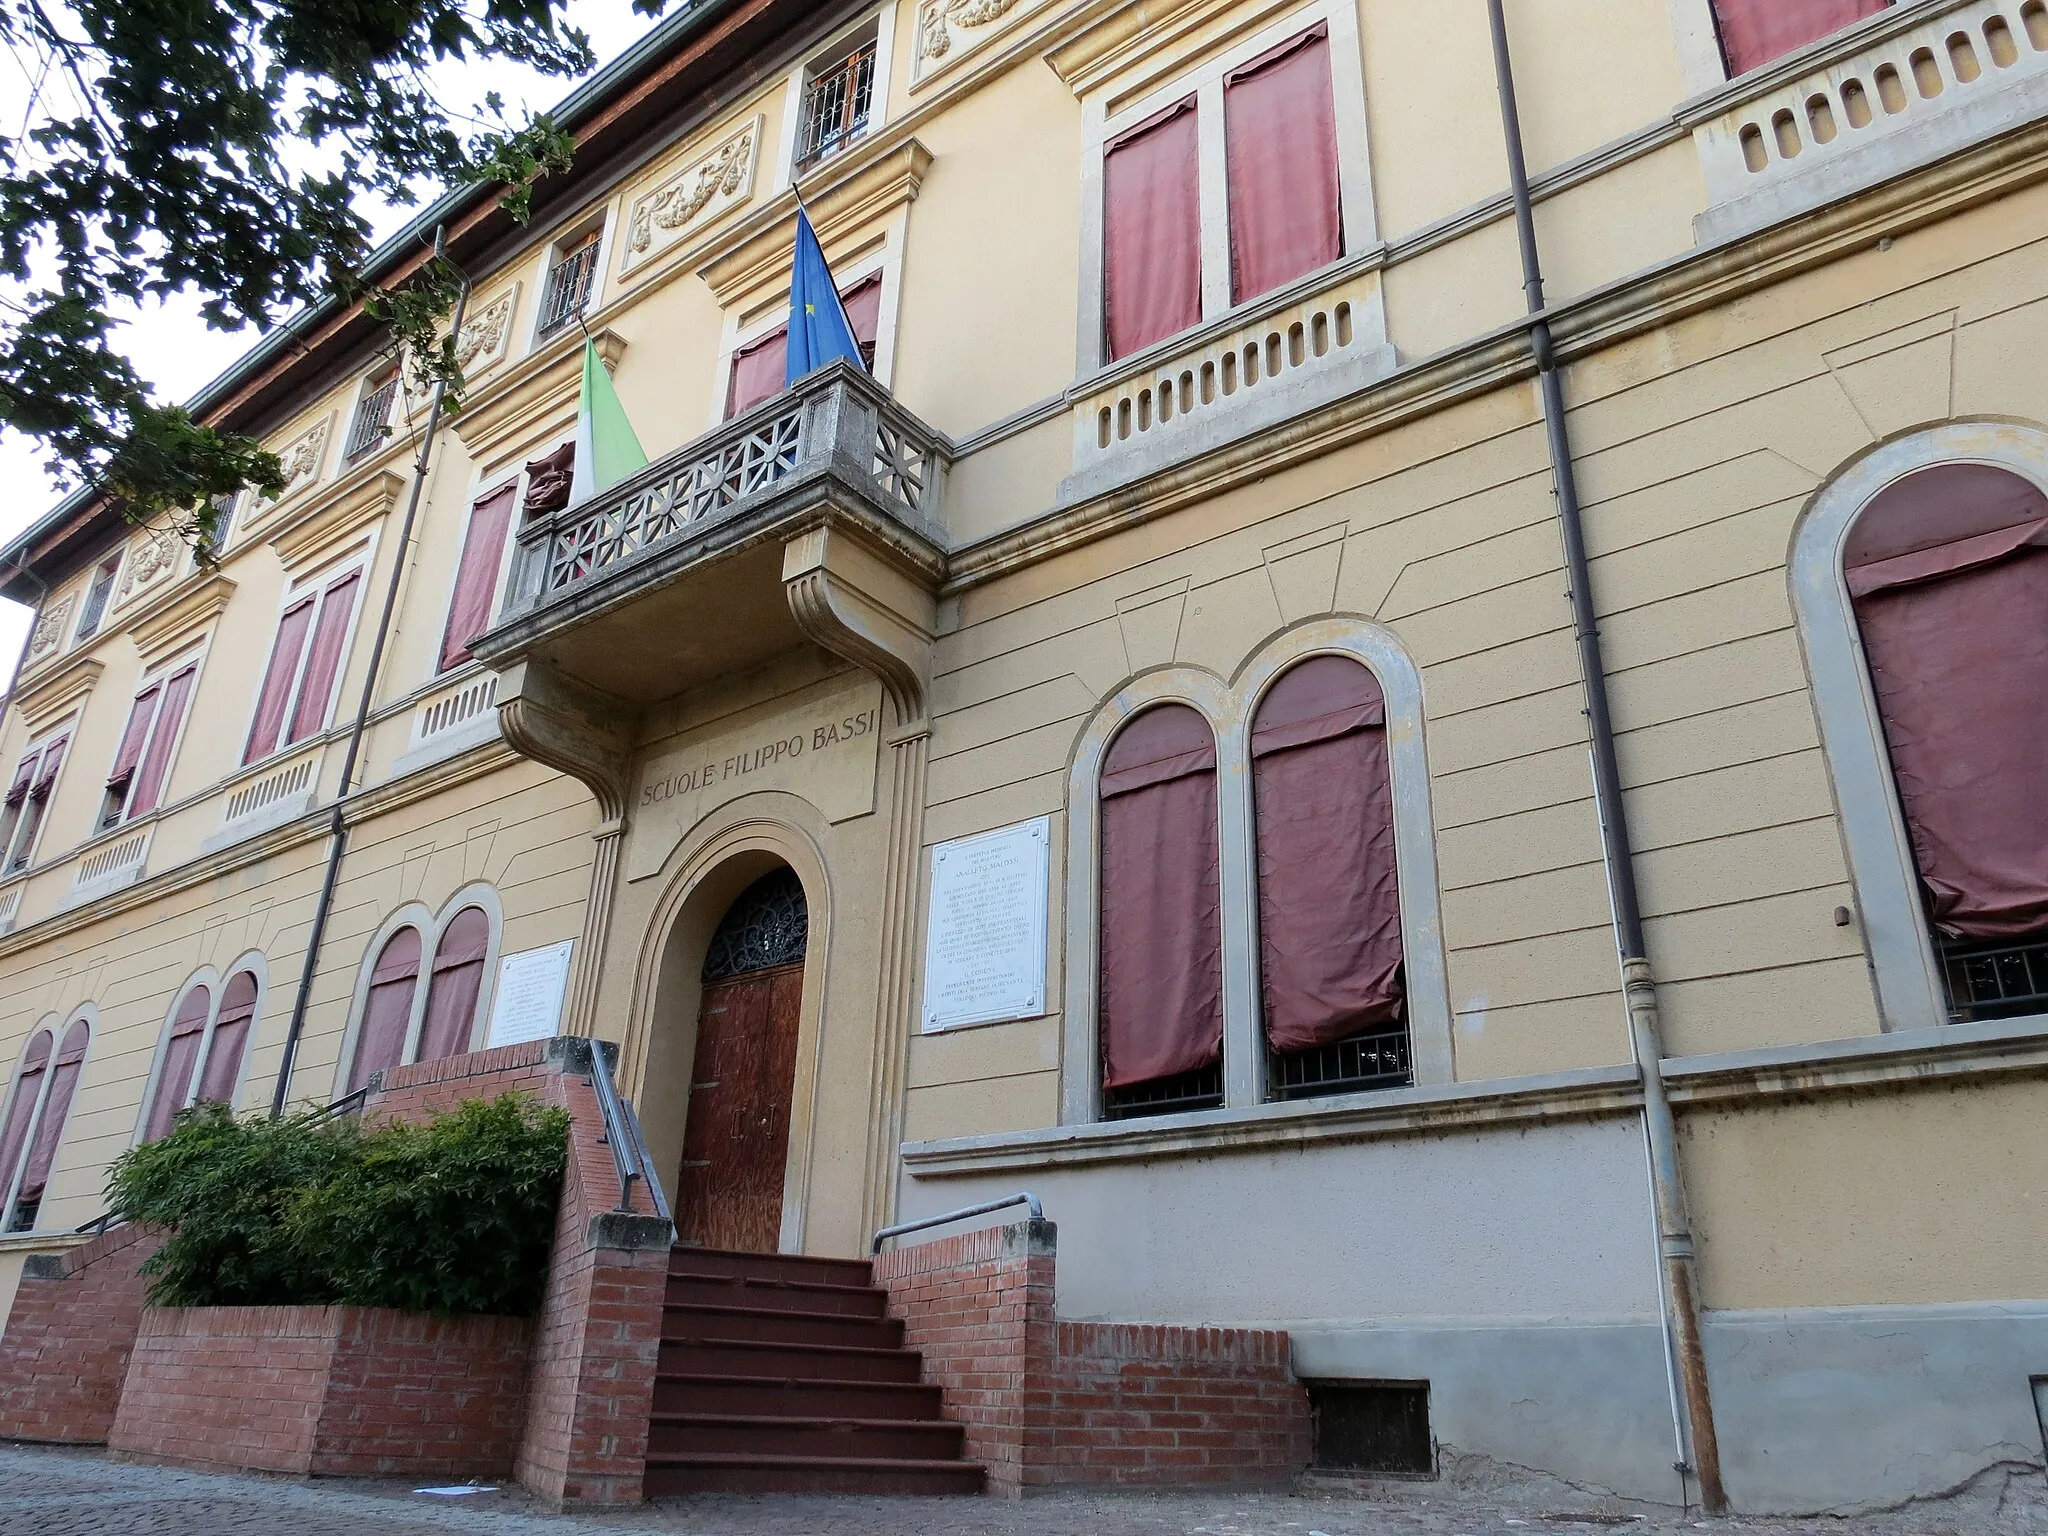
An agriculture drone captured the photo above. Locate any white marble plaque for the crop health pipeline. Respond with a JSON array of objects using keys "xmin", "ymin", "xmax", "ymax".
[
  {"xmin": 921, "ymin": 816, "xmax": 1050, "ymax": 1032},
  {"xmin": 485, "ymin": 940, "xmax": 574, "ymax": 1048}
]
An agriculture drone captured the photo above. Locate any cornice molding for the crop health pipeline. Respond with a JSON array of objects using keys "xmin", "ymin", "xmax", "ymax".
[
  {"xmin": 130, "ymin": 573, "xmax": 237, "ymax": 670},
  {"xmin": 1045, "ymin": 0, "xmax": 1298, "ymax": 104},
  {"xmin": 269, "ymin": 468, "xmax": 405, "ymax": 574},
  {"xmin": 449, "ymin": 327, "xmax": 627, "ymax": 477},
  {"xmin": 13, "ymin": 655, "xmax": 103, "ymax": 735}
]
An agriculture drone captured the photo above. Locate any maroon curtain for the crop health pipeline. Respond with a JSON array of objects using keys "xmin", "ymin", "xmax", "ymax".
[
  {"xmin": 197, "ymin": 971, "xmax": 258, "ymax": 1107},
  {"xmin": 0, "ymin": 1031, "xmax": 52, "ymax": 1202},
  {"xmin": 1103, "ymin": 97, "xmax": 1203, "ymax": 361},
  {"xmin": 30, "ymin": 736, "xmax": 65, "ymax": 796},
  {"xmin": 523, "ymin": 443, "xmax": 575, "ymax": 516},
  {"xmin": 842, "ymin": 274, "xmax": 883, "ymax": 367},
  {"xmin": 1225, "ymin": 25, "xmax": 1342, "ymax": 305},
  {"xmin": 17, "ymin": 1019, "xmax": 88, "ymax": 1213},
  {"xmin": 1098, "ymin": 704, "xmax": 1223, "ymax": 1090},
  {"xmin": 6, "ymin": 750, "xmax": 38, "ymax": 807},
  {"xmin": 127, "ymin": 663, "xmax": 195, "ymax": 818},
  {"xmin": 417, "ymin": 907, "xmax": 490, "ymax": 1065},
  {"xmin": 349, "ymin": 927, "xmax": 422, "ymax": 1093},
  {"xmin": 1712, "ymin": 0, "xmax": 1889, "ymax": 75},
  {"xmin": 1851, "ymin": 506, "xmax": 2048, "ymax": 942},
  {"xmin": 144, "ymin": 986, "xmax": 211, "ymax": 1143},
  {"xmin": 287, "ymin": 572, "xmax": 361, "ymax": 746},
  {"xmin": 245, "ymin": 597, "xmax": 315, "ymax": 763},
  {"xmin": 1251, "ymin": 656, "xmax": 1403, "ymax": 1051},
  {"xmin": 108, "ymin": 684, "xmax": 161, "ymax": 793},
  {"xmin": 440, "ymin": 486, "xmax": 518, "ymax": 672},
  {"xmin": 727, "ymin": 329, "xmax": 789, "ymax": 419}
]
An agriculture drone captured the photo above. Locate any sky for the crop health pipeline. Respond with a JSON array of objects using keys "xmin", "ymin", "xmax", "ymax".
[{"xmin": 0, "ymin": 1, "xmax": 667, "ymax": 676}]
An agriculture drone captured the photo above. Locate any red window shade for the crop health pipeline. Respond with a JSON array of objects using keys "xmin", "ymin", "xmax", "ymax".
[
  {"xmin": 1098, "ymin": 704, "xmax": 1224, "ymax": 1090},
  {"xmin": 440, "ymin": 487, "xmax": 518, "ymax": 672},
  {"xmin": 416, "ymin": 907, "xmax": 491, "ymax": 1065},
  {"xmin": 1225, "ymin": 25, "xmax": 1342, "ymax": 305},
  {"xmin": 16, "ymin": 1019, "xmax": 88, "ymax": 1213},
  {"xmin": 5, "ymin": 751, "xmax": 37, "ymax": 807},
  {"xmin": 287, "ymin": 572, "xmax": 361, "ymax": 746},
  {"xmin": 144, "ymin": 987, "xmax": 211, "ymax": 1143},
  {"xmin": 349, "ymin": 927, "xmax": 422, "ymax": 1094},
  {"xmin": 1847, "ymin": 466, "xmax": 2048, "ymax": 942},
  {"xmin": 727, "ymin": 329, "xmax": 790, "ymax": 419},
  {"xmin": 0, "ymin": 1031, "xmax": 53, "ymax": 1203},
  {"xmin": 1712, "ymin": 0, "xmax": 1889, "ymax": 76},
  {"xmin": 127, "ymin": 664, "xmax": 195, "ymax": 819},
  {"xmin": 1251, "ymin": 656, "xmax": 1403, "ymax": 1052},
  {"xmin": 842, "ymin": 274, "xmax": 883, "ymax": 367},
  {"xmin": 198, "ymin": 971, "xmax": 258, "ymax": 1108},
  {"xmin": 246, "ymin": 596, "xmax": 315, "ymax": 764},
  {"xmin": 30, "ymin": 737, "xmax": 66, "ymax": 797},
  {"xmin": 109, "ymin": 685, "xmax": 162, "ymax": 790},
  {"xmin": 1103, "ymin": 97, "xmax": 1203, "ymax": 361}
]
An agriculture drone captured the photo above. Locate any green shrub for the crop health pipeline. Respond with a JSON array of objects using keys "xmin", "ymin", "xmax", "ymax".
[{"xmin": 108, "ymin": 1093, "xmax": 570, "ymax": 1316}]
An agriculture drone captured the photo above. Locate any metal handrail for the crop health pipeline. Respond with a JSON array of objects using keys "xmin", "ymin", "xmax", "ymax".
[
  {"xmin": 586, "ymin": 1042, "xmax": 644, "ymax": 1214},
  {"xmin": 872, "ymin": 1192, "xmax": 1042, "ymax": 1254},
  {"xmin": 620, "ymin": 1096, "xmax": 672, "ymax": 1224},
  {"xmin": 302, "ymin": 1085, "xmax": 370, "ymax": 1126}
]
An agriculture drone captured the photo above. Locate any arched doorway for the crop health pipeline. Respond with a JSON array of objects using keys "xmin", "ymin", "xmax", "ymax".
[{"xmin": 675, "ymin": 867, "xmax": 808, "ymax": 1251}]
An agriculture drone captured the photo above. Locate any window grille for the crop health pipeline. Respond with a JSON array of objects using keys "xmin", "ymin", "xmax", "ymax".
[
  {"xmin": 702, "ymin": 868, "xmax": 809, "ymax": 982},
  {"xmin": 1267, "ymin": 1023, "xmax": 1412, "ymax": 1102},
  {"xmin": 796, "ymin": 41, "xmax": 877, "ymax": 171},
  {"xmin": 1941, "ymin": 936, "xmax": 2048, "ymax": 1022},
  {"xmin": 537, "ymin": 233, "xmax": 602, "ymax": 339},
  {"xmin": 199, "ymin": 491, "xmax": 237, "ymax": 561},
  {"xmin": 1102, "ymin": 1061, "xmax": 1223, "ymax": 1120},
  {"xmin": 74, "ymin": 556, "xmax": 120, "ymax": 641},
  {"xmin": 343, "ymin": 371, "xmax": 399, "ymax": 463}
]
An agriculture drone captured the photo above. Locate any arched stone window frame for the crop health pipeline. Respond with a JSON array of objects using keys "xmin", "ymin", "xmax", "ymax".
[
  {"xmin": 329, "ymin": 884, "xmax": 506, "ymax": 1099},
  {"xmin": 1790, "ymin": 421, "xmax": 2048, "ymax": 1034},
  {"xmin": 1061, "ymin": 618, "xmax": 1453, "ymax": 1124},
  {"xmin": 132, "ymin": 953, "xmax": 270, "ymax": 1143},
  {"xmin": 0, "ymin": 1003, "xmax": 97, "ymax": 1231}
]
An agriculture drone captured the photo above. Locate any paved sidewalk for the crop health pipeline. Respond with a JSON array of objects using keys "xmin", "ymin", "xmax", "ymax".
[{"xmin": 0, "ymin": 1444, "xmax": 2043, "ymax": 1535}]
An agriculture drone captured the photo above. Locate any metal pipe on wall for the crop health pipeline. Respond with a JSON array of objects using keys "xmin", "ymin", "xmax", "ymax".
[
  {"xmin": 270, "ymin": 232, "xmax": 470, "ymax": 1116},
  {"xmin": 1481, "ymin": 0, "xmax": 1728, "ymax": 1514}
]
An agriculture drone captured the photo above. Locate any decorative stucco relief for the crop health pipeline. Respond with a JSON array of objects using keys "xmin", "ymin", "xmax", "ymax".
[
  {"xmin": 623, "ymin": 118, "xmax": 759, "ymax": 271},
  {"xmin": 25, "ymin": 595, "xmax": 72, "ymax": 668},
  {"xmin": 914, "ymin": 0, "xmax": 1024, "ymax": 78},
  {"xmin": 265, "ymin": 416, "xmax": 330, "ymax": 506},
  {"xmin": 402, "ymin": 285, "xmax": 518, "ymax": 413},
  {"xmin": 117, "ymin": 534, "xmax": 177, "ymax": 604}
]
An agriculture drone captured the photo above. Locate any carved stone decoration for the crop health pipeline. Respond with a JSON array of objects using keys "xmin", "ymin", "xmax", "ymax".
[
  {"xmin": 456, "ymin": 286, "xmax": 518, "ymax": 372},
  {"xmin": 624, "ymin": 120, "xmax": 759, "ymax": 268},
  {"xmin": 782, "ymin": 526, "xmax": 937, "ymax": 730},
  {"xmin": 26, "ymin": 595, "xmax": 73, "ymax": 667},
  {"xmin": 268, "ymin": 418, "xmax": 330, "ymax": 502},
  {"xmin": 118, "ymin": 535, "xmax": 176, "ymax": 602},
  {"xmin": 916, "ymin": 0, "xmax": 1022, "ymax": 68}
]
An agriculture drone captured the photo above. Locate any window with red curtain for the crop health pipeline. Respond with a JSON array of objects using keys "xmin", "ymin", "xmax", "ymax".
[
  {"xmin": 440, "ymin": 487, "xmax": 518, "ymax": 672},
  {"xmin": 126, "ymin": 662, "xmax": 196, "ymax": 819},
  {"xmin": 1224, "ymin": 25, "xmax": 1342, "ymax": 305},
  {"xmin": 416, "ymin": 908, "xmax": 491, "ymax": 1065},
  {"xmin": 1846, "ymin": 464, "xmax": 2048, "ymax": 954},
  {"xmin": 3, "ymin": 732, "xmax": 67, "ymax": 871},
  {"xmin": 0, "ymin": 1030, "xmax": 53, "ymax": 1215},
  {"xmin": 245, "ymin": 595, "xmax": 316, "ymax": 764},
  {"xmin": 8, "ymin": 1018, "xmax": 88, "ymax": 1231},
  {"xmin": 1103, "ymin": 97, "xmax": 1203, "ymax": 361},
  {"xmin": 106, "ymin": 681, "xmax": 162, "ymax": 824},
  {"xmin": 287, "ymin": 571, "xmax": 362, "ymax": 746},
  {"xmin": 1251, "ymin": 657, "xmax": 1405, "ymax": 1062},
  {"xmin": 349, "ymin": 927, "xmax": 422, "ymax": 1094},
  {"xmin": 143, "ymin": 986, "xmax": 211, "ymax": 1143},
  {"xmin": 197, "ymin": 972, "xmax": 258, "ymax": 1108},
  {"xmin": 1711, "ymin": 0, "xmax": 1889, "ymax": 76},
  {"xmin": 1098, "ymin": 704, "xmax": 1224, "ymax": 1105},
  {"xmin": 726, "ymin": 273, "xmax": 886, "ymax": 419}
]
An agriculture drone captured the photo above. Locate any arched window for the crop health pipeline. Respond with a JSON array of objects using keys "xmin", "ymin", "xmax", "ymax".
[
  {"xmin": 2, "ymin": 1016, "xmax": 89, "ymax": 1231},
  {"xmin": 1098, "ymin": 703, "xmax": 1224, "ymax": 1118},
  {"xmin": 350, "ymin": 926, "xmax": 423, "ymax": 1093},
  {"xmin": 417, "ymin": 907, "xmax": 490, "ymax": 1065},
  {"xmin": 197, "ymin": 971, "xmax": 259, "ymax": 1107},
  {"xmin": 1844, "ymin": 462, "xmax": 2048, "ymax": 1021},
  {"xmin": 1251, "ymin": 655, "xmax": 1411, "ymax": 1099},
  {"xmin": 143, "ymin": 985, "xmax": 211, "ymax": 1142}
]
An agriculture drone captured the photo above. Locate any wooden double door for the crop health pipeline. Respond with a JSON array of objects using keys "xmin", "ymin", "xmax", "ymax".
[{"xmin": 674, "ymin": 960, "xmax": 804, "ymax": 1252}]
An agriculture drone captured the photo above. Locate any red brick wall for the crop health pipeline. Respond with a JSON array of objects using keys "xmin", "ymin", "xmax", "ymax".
[
  {"xmin": 875, "ymin": 1219, "xmax": 1310, "ymax": 1495},
  {"xmin": 107, "ymin": 1305, "xmax": 529, "ymax": 1477},
  {"xmin": 0, "ymin": 1222, "xmax": 163, "ymax": 1444}
]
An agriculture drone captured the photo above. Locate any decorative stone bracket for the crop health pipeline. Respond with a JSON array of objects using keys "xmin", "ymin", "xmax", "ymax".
[
  {"xmin": 494, "ymin": 658, "xmax": 636, "ymax": 821},
  {"xmin": 782, "ymin": 524, "xmax": 937, "ymax": 731}
]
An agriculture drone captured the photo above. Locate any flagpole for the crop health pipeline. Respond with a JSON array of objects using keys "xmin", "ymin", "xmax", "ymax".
[{"xmin": 785, "ymin": 178, "xmax": 863, "ymax": 372}]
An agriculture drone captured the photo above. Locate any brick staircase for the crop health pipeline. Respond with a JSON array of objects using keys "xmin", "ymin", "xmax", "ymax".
[{"xmin": 646, "ymin": 1246, "xmax": 985, "ymax": 1495}]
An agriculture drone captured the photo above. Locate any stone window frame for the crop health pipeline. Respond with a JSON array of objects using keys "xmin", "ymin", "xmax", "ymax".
[
  {"xmin": 102, "ymin": 640, "xmax": 212, "ymax": 831},
  {"xmin": 240, "ymin": 545, "xmax": 372, "ymax": 770},
  {"xmin": 525, "ymin": 203, "xmax": 620, "ymax": 354},
  {"xmin": 1060, "ymin": 618, "xmax": 1454, "ymax": 1125},
  {"xmin": 1787, "ymin": 420, "xmax": 2048, "ymax": 1033},
  {"xmin": 0, "ymin": 1003, "xmax": 96, "ymax": 1233},
  {"xmin": 328, "ymin": 882, "xmax": 506, "ymax": 1100},
  {"xmin": 770, "ymin": 5, "xmax": 901, "ymax": 190},
  {"xmin": 710, "ymin": 241, "xmax": 902, "ymax": 428},
  {"xmin": 130, "ymin": 952, "xmax": 269, "ymax": 1144},
  {"xmin": 428, "ymin": 468, "xmax": 526, "ymax": 681},
  {"xmin": 1072, "ymin": 0, "xmax": 1381, "ymax": 378},
  {"xmin": 0, "ymin": 716, "xmax": 78, "ymax": 875}
]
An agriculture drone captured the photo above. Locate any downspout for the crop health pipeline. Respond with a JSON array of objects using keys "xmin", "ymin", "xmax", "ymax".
[
  {"xmin": 270, "ymin": 233, "xmax": 470, "ymax": 1116},
  {"xmin": 1482, "ymin": 1, "xmax": 1728, "ymax": 1514}
]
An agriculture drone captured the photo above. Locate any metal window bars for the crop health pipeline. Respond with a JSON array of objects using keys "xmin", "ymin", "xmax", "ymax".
[
  {"xmin": 1267, "ymin": 1024, "xmax": 1413, "ymax": 1102},
  {"xmin": 1941, "ymin": 935, "xmax": 2048, "ymax": 1022},
  {"xmin": 537, "ymin": 235, "xmax": 602, "ymax": 339},
  {"xmin": 796, "ymin": 40, "xmax": 877, "ymax": 170},
  {"xmin": 1102, "ymin": 1061, "xmax": 1224, "ymax": 1120},
  {"xmin": 343, "ymin": 372, "xmax": 399, "ymax": 462},
  {"xmin": 74, "ymin": 558, "xmax": 119, "ymax": 641}
]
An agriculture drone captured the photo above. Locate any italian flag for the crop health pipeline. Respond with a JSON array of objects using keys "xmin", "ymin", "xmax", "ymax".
[{"xmin": 568, "ymin": 339, "xmax": 649, "ymax": 507}]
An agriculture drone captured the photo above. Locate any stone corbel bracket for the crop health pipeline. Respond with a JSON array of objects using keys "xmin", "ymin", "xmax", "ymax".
[
  {"xmin": 494, "ymin": 657, "xmax": 637, "ymax": 821},
  {"xmin": 783, "ymin": 525, "xmax": 938, "ymax": 732}
]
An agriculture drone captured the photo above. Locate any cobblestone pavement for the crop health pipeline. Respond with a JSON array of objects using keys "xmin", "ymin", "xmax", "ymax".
[{"xmin": 1, "ymin": 1445, "xmax": 2043, "ymax": 1536}]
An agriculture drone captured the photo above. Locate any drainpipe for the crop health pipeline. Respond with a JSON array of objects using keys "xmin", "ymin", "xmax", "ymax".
[
  {"xmin": 1482, "ymin": 1, "xmax": 1728, "ymax": 1515},
  {"xmin": 271, "ymin": 232, "xmax": 469, "ymax": 1116}
]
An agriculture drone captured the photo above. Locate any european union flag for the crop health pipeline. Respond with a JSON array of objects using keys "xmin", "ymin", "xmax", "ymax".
[{"xmin": 784, "ymin": 206, "xmax": 866, "ymax": 386}]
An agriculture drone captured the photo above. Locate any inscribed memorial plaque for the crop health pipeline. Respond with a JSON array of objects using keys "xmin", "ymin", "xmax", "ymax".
[
  {"xmin": 921, "ymin": 816, "xmax": 1050, "ymax": 1032},
  {"xmin": 485, "ymin": 940, "xmax": 574, "ymax": 1048}
]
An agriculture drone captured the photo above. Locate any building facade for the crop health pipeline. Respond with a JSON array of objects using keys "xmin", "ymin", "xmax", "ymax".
[{"xmin": 0, "ymin": 0, "xmax": 2044, "ymax": 1513}]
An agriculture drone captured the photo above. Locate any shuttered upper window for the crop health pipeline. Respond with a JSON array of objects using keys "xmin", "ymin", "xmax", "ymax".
[
  {"xmin": 244, "ymin": 567, "xmax": 362, "ymax": 764},
  {"xmin": 1711, "ymin": 0, "xmax": 1890, "ymax": 76},
  {"xmin": 439, "ymin": 485, "xmax": 517, "ymax": 673},
  {"xmin": 2, "ymin": 730, "xmax": 70, "ymax": 872},
  {"xmin": 103, "ymin": 659, "xmax": 199, "ymax": 828}
]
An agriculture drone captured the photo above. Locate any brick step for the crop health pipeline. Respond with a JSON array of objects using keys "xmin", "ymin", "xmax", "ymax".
[
  {"xmin": 643, "ymin": 1451, "xmax": 986, "ymax": 1497},
  {"xmin": 658, "ymin": 1337, "xmax": 925, "ymax": 1383},
  {"xmin": 664, "ymin": 1272, "xmax": 888, "ymax": 1317},
  {"xmin": 654, "ymin": 1372, "xmax": 945, "ymax": 1420},
  {"xmin": 662, "ymin": 1303, "xmax": 902, "ymax": 1350},
  {"xmin": 669, "ymin": 1246, "xmax": 873, "ymax": 1289},
  {"xmin": 647, "ymin": 1412, "xmax": 964, "ymax": 1460}
]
